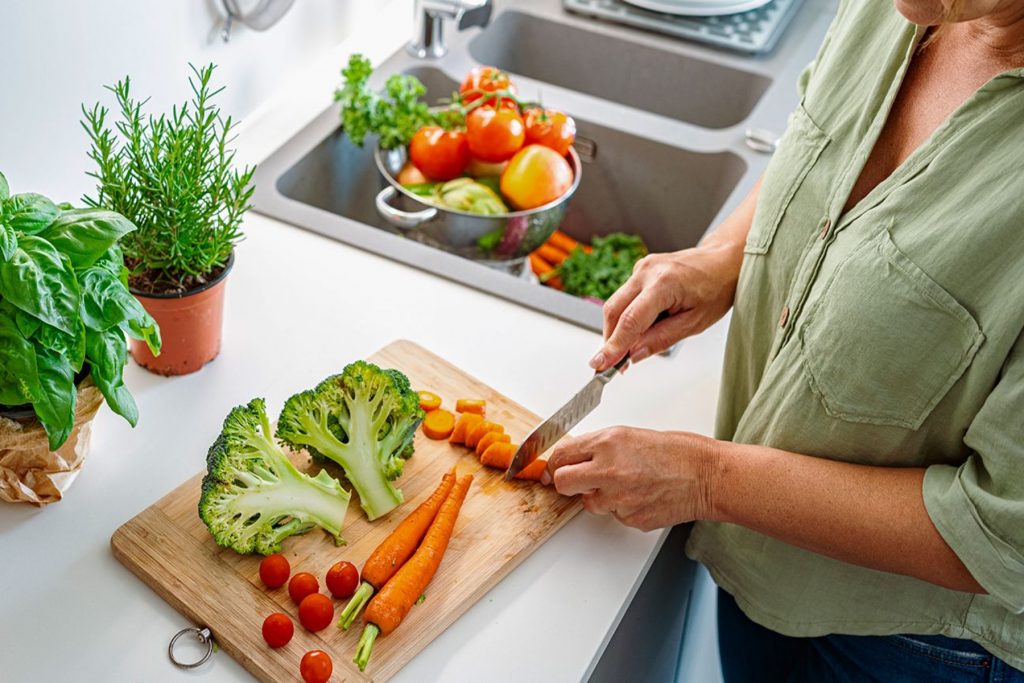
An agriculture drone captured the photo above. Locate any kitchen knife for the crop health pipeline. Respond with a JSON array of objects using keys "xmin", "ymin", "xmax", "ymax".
[{"xmin": 504, "ymin": 355, "xmax": 631, "ymax": 480}]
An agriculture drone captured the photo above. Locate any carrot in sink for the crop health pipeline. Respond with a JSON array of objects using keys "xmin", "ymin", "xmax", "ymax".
[
  {"xmin": 338, "ymin": 469, "xmax": 457, "ymax": 630},
  {"xmin": 529, "ymin": 253, "xmax": 563, "ymax": 290},
  {"xmin": 548, "ymin": 230, "xmax": 592, "ymax": 254},
  {"xmin": 449, "ymin": 412, "xmax": 483, "ymax": 445},
  {"xmin": 355, "ymin": 473, "xmax": 474, "ymax": 672},
  {"xmin": 537, "ymin": 243, "xmax": 570, "ymax": 266},
  {"xmin": 422, "ymin": 409, "xmax": 456, "ymax": 440},
  {"xmin": 466, "ymin": 421, "xmax": 503, "ymax": 450},
  {"xmin": 476, "ymin": 430, "xmax": 511, "ymax": 458}
]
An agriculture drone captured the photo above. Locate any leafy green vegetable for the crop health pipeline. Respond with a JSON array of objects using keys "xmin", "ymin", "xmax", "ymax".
[
  {"xmin": 4, "ymin": 193, "xmax": 59, "ymax": 234},
  {"xmin": 334, "ymin": 54, "xmax": 461, "ymax": 150},
  {"xmin": 276, "ymin": 361, "xmax": 425, "ymax": 521},
  {"xmin": 199, "ymin": 398, "xmax": 351, "ymax": 555},
  {"xmin": 0, "ymin": 170, "xmax": 160, "ymax": 449},
  {"xmin": 0, "ymin": 171, "xmax": 8, "ymax": 201},
  {"xmin": 556, "ymin": 233, "xmax": 648, "ymax": 301},
  {"xmin": 81, "ymin": 64, "xmax": 254, "ymax": 293}
]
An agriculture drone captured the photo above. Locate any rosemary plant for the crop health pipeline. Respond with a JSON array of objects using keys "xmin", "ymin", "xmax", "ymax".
[{"xmin": 81, "ymin": 64, "xmax": 255, "ymax": 294}]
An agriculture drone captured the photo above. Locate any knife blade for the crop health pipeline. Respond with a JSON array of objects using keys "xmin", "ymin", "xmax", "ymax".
[{"xmin": 504, "ymin": 354, "xmax": 631, "ymax": 480}]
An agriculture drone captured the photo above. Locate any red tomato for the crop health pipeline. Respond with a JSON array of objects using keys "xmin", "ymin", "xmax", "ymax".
[
  {"xmin": 261, "ymin": 612, "xmax": 294, "ymax": 648},
  {"xmin": 500, "ymin": 145, "xmax": 574, "ymax": 210},
  {"xmin": 298, "ymin": 593, "xmax": 334, "ymax": 632},
  {"xmin": 408, "ymin": 126, "xmax": 470, "ymax": 181},
  {"xmin": 258, "ymin": 554, "xmax": 290, "ymax": 589},
  {"xmin": 459, "ymin": 66, "xmax": 518, "ymax": 109},
  {"xmin": 300, "ymin": 650, "xmax": 333, "ymax": 683},
  {"xmin": 288, "ymin": 572, "xmax": 319, "ymax": 604},
  {"xmin": 524, "ymin": 108, "xmax": 577, "ymax": 157},
  {"xmin": 325, "ymin": 561, "xmax": 359, "ymax": 599},
  {"xmin": 466, "ymin": 107, "xmax": 525, "ymax": 163}
]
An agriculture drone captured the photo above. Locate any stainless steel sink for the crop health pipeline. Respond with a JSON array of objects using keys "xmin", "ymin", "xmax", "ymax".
[
  {"xmin": 251, "ymin": 0, "xmax": 833, "ymax": 331},
  {"xmin": 470, "ymin": 11, "xmax": 771, "ymax": 129}
]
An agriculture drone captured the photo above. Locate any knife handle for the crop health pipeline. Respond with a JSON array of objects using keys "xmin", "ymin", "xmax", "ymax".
[{"xmin": 596, "ymin": 354, "xmax": 631, "ymax": 384}]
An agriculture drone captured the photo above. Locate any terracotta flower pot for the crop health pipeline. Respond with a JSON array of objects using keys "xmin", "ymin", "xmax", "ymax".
[
  {"xmin": 0, "ymin": 379, "xmax": 104, "ymax": 506},
  {"xmin": 129, "ymin": 253, "xmax": 234, "ymax": 376}
]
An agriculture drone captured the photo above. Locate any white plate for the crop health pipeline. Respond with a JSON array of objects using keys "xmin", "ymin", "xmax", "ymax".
[{"xmin": 622, "ymin": 0, "xmax": 771, "ymax": 16}]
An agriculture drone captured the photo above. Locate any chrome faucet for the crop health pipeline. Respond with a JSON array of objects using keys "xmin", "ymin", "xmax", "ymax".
[{"xmin": 408, "ymin": 0, "xmax": 492, "ymax": 59}]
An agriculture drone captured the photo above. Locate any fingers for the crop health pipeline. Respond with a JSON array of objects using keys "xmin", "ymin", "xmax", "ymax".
[
  {"xmin": 553, "ymin": 461, "xmax": 601, "ymax": 497},
  {"xmin": 582, "ymin": 490, "xmax": 615, "ymax": 515},
  {"xmin": 602, "ymin": 276, "xmax": 643, "ymax": 343},
  {"xmin": 628, "ymin": 311, "xmax": 697, "ymax": 362},
  {"xmin": 593, "ymin": 288, "xmax": 668, "ymax": 371}
]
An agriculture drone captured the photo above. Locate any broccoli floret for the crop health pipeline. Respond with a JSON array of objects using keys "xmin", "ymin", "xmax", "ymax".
[
  {"xmin": 276, "ymin": 361, "xmax": 425, "ymax": 521},
  {"xmin": 198, "ymin": 398, "xmax": 351, "ymax": 555}
]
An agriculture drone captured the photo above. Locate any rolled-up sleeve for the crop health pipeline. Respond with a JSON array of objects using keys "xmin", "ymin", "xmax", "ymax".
[{"xmin": 924, "ymin": 331, "xmax": 1024, "ymax": 613}]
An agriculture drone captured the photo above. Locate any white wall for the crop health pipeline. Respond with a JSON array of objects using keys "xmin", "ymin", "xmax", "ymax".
[{"xmin": 0, "ymin": 0, "xmax": 393, "ymax": 203}]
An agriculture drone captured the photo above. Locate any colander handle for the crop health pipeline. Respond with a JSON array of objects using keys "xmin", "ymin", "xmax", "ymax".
[{"xmin": 375, "ymin": 186, "xmax": 437, "ymax": 230}]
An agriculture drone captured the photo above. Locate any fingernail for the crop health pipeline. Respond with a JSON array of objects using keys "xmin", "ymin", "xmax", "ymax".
[
  {"xmin": 631, "ymin": 346, "xmax": 651, "ymax": 363},
  {"xmin": 540, "ymin": 470, "xmax": 551, "ymax": 486},
  {"xmin": 589, "ymin": 352, "xmax": 605, "ymax": 370}
]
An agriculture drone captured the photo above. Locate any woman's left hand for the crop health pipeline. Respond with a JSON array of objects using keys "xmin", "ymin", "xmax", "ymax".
[{"xmin": 542, "ymin": 427, "xmax": 721, "ymax": 531}]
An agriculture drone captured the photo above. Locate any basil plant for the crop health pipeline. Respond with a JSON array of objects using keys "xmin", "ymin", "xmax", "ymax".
[{"xmin": 0, "ymin": 170, "xmax": 160, "ymax": 449}]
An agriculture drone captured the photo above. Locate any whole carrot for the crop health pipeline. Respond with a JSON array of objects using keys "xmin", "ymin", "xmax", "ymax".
[
  {"xmin": 337, "ymin": 469, "xmax": 457, "ymax": 629},
  {"xmin": 537, "ymin": 243, "xmax": 570, "ymax": 267},
  {"xmin": 355, "ymin": 474, "xmax": 474, "ymax": 671},
  {"xmin": 548, "ymin": 230, "xmax": 591, "ymax": 254}
]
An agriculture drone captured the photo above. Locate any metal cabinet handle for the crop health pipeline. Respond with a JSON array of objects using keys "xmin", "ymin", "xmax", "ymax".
[{"xmin": 375, "ymin": 186, "xmax": 437, "ymax": 230}]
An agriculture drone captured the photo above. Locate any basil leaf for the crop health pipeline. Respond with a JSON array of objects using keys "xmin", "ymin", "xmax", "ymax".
[
  {"xmin": 37, "ymin": 208, "xmax": 136, "ymax": 269},
  {"xmin": 86, "ymin": 328, "xmax": 138, "ymax": 427},
  {"xmin": 18, "ymin": 313, "xmax": 86, "ymax": 373},
  {"xmin": 0, "ymin": 222, "xmax": 15, "ymax": 261},
  {"xmin": 0, "ymin": 171, "xmax": 8, "ymax": 201},
  {"xmin": 0, "ymin": 308, "xmax": 41, "ymax": 407},
  {"xmin": 31, "ymin": 348, "xmax": 77, "ymax": 450},
  {"xmin": 0, "ymin": 235, "xmax": 81, "ymax": 334},
  {"xmin": 79, "ymin": 264, "xmax": 160, "ymax": 356},
  {"xmin": 4, "ymin": 193, "xmax": 59, "ymax": 235}
]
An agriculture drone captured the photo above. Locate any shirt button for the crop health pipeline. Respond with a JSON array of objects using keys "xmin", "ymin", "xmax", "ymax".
[
  {"xmin": 779, "ymin": 305, "xmax": 790, "ymax": 328},
  {"xmin": 819, "ymin": 217, "xmax": 832, "ymax": 240}
]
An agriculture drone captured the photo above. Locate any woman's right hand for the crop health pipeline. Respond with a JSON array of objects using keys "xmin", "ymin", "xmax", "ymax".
[{"xmin": 589, "ymin": 242, "xmax": 743, "ymax": 371}]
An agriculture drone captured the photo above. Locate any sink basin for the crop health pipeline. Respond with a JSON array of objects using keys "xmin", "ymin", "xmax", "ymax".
[
  {"xmin": 272, "ymin": 68, "xmax": 745, "ymax": 321},
  {"xmin": 469, "ymin": 11, "xmax": 771, "ymax": 129}
]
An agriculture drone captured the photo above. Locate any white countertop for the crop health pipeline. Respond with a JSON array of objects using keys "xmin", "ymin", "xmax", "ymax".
[{"xmin": 0, "ymin": 1, "xmax": 831, "ymax": 680}]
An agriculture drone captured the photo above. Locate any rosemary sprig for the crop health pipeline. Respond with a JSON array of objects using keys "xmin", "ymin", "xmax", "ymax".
[{"xmin": 81, "ymin": 64, "xmax": 255, "ymax": 293}]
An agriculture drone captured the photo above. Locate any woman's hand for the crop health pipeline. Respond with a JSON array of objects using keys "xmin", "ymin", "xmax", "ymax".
[
  {"xmin": 542, "ymin": 427, "xmax": 722, "ymax": 531},
  {"xmin": 590, "ymin": 243, "xmax": 742, "ymax": 372}
]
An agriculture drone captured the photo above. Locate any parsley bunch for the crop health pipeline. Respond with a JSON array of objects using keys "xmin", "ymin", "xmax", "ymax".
[{"xmin": 557, "ymin": 233, "xmax": 648, "ymax": 301}]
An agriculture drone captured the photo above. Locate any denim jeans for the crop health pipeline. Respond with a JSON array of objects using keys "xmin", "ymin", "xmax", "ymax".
[{"xmin": 718, "ymin": 589, "xmax": 1024, "ymax": 682}]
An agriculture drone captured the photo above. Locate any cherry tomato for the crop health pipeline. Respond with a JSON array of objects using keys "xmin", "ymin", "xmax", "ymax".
[
  {"xmin": 298, "ymin": 593, "xmax": 334, "ymax": 632},
  {"xmin": 466, "ymin": 107, "xmax": 525, "ymax": 163},
  {"xmin": 258, "ymin": 554, "xmax": 290, "ymax": 589},
  {"xmin": 261, "ymin": 612, "xmax": 294, "ymax": 648},
  {"xmin": 524, "ymin": 108, "xmax": 577, "ymax": 157},
  {"xmin": 288, "ymin": 572, "xmax": 319, "ymax": 604},
  {"xmin": 325, "ymin": 561, "xmax": 360, "ymax": 599},
  {"xmin": 396, "ymin": 161, "xmax": 429, "ymax": 186},
  {"xmin": 408, "ymin": 126, "xmax": 470, "ymax": 181},
  {"xmin": 459, "ymin": 66, "xmax": 518, "ymax": 109},
  {"xmin": 300, "ymin": 650, "xmax": 333, "ymax": 683},
  {"xmin": 500, "ymin": 144, "xmax": 574, "ymax": 210}
]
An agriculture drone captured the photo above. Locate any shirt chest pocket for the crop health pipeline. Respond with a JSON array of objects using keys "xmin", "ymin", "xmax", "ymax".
[
  {"xmin": 745, "ymin": 105, "xmax": 831, "ymax": 255},
  {"xmin": 798, "ymin": 229, "xmax": 984, "ymax": 430}
]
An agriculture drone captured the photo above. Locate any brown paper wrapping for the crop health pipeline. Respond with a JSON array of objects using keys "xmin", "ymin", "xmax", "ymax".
[{"xmin": 0, "ymin": 380, "xmax": 104, "ymax": 506}]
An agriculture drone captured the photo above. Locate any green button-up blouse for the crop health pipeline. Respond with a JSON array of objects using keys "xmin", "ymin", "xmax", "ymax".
[{"xmin": 685, "ymin": 0, "xmax": 1024, "ymax": 667}]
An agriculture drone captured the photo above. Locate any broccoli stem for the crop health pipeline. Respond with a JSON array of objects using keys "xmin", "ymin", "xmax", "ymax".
[
  {"xmin": 354, "ymin": 623, "xmax": 380, "ymax": 672},
  {"xmin": 338, "ymin": 581, "xmax": 375, "ymax": 630}
]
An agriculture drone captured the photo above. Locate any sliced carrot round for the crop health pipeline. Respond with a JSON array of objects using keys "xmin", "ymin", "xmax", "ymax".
[
  {"xmin": 515, "ymin": 458, "xmax": 548, "ymax": 481},
  {"xmin": 476, "ymin": 430, "xmax": 511, "ymax": 458},
  {"xmin": 449, "ymin": 413, "xmax": 484, "ymax": 445},
  {"xmin": 455, "ymin": 399, "xmax": 486, "ymax": 416},
  {"xmin": 422, "ymin": 409, "xmax": 456, "ymax": 440},
  {"xmin": 480, "ymin": 441, "xmax": 516, "ymax": 469},
  {"xmin": 466, "ymin": 421, "xmax": 502, "ymax": 449},
  {"xmin": 418, "ymin": 390, "xmax": 442, "ymax": 412}
]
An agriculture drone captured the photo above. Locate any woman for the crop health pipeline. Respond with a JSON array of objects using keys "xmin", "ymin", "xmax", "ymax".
[{"xmin": 544, "ymin": 0, "xmax": 1024, "ymax": 679}]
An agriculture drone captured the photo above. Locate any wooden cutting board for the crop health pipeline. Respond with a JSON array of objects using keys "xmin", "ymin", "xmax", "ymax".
[{"xmin": 111, "ymin": 340, "xmax": 581, "ymax": 682}]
